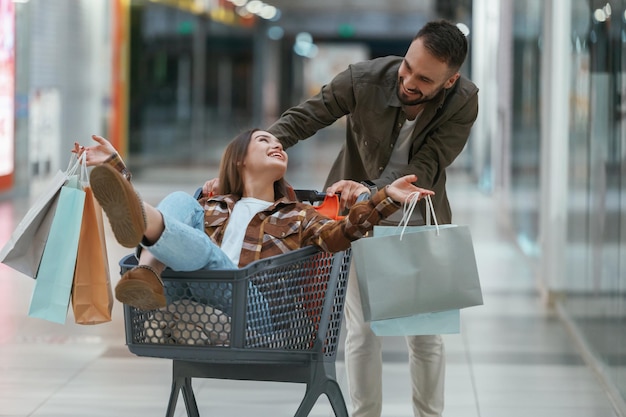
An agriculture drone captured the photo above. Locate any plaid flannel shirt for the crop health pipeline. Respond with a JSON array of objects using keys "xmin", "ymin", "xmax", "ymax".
[{"xmin": 199, "ymin": 189, "xmax": 400, "ymax": 267}]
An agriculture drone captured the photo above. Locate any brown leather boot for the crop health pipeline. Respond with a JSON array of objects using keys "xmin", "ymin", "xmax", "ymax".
[
  {"xmin": 115, "ymin": 265, "xmax": 166, "ymax": 310},
  {"xmin": 90, "ymin": 164, "xmax": 146, "ymax": 248}
]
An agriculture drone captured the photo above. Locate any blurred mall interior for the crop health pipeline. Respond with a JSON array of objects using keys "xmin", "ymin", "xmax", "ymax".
[{"xmin": 0, "ymin": 0, "xmax": 625, "ymax": 416}]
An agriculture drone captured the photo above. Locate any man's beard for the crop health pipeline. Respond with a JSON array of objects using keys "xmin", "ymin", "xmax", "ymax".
[{"xmin": 396, "ymin": 83, "xmax": 445, "ymax": 106}]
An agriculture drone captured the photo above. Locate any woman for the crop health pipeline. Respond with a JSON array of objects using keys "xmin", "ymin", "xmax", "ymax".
[{"xmin": 75, "ymin": 130, "xmax": 434, "ymax": 312}]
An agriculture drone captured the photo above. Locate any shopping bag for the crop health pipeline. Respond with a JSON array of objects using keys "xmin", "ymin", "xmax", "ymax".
[
  {"xmin": 0, "ymin": 157, "xmax": 81, "ymax": 278},
  {"xmin": 28, "ymin": 172, "xmax": 86, "ymax": 324},
  {"xmin": 351, "ymin": 194, "xmax": 483, "ymax": 321},
  {"xmin": 369, "ymin": 309, "xmax": 460, "ymax": 336},
  {"xmin": 71, "ymin": 185, "xmax": 113, "ymax": 324}
]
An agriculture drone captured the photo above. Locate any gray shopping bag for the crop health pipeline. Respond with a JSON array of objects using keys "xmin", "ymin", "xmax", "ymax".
[
  {"xmin": 351, "ymin": 195, "xmax": 483, "ymax": 321},
  {"xmin": 0, "ymin": 169, "xmax": 70, "ymax": 278}
]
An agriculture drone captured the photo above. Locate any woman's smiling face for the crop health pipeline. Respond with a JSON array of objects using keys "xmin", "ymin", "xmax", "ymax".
[{"xmin": 242, "ymin": 130, "xmax": 288, "ymax": 179}]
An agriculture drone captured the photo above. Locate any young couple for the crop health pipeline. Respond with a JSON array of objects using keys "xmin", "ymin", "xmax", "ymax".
[{"xmin": 75, "ymin": 129, "xmax": 433, "ymax": 312}]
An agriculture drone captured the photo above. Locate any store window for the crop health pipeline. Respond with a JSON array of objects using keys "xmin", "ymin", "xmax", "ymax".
[
  {"xmin": 564, "ymin": 0, "xmax": 626, "ymax": 404},
  {"xmin": 510, "ymin": 1, "xmax": 543, "ymax": 255}
]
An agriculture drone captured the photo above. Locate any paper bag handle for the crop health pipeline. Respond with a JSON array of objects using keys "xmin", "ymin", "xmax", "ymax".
[
  {"xmin": 66, "ymin": 153, "xmax": 81, "ymax": 176},
  {"xmin": 398, "ymin": 193, "xmax": 438, "ymax": 240},
  {"xmin": 65, "ymin": 152, "xmax": 89, "ymax": 184}
]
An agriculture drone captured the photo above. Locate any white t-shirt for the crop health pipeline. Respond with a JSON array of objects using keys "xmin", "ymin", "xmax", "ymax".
[
  {"xmin": 380, "ymin": 115, "xmax": 425, "ymax": 225},
  {"xmin": 380, "ymin": 117, "xmax": 418, "ymax": 179},
  {"xmin": 221, "ymin": 197, "xmax": 273, "ymax": 266}
]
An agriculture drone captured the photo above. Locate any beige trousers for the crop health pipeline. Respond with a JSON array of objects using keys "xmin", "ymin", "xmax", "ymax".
[{"xmin": 344, "ymin": 264, "xmax": 446, "ymax": 417}]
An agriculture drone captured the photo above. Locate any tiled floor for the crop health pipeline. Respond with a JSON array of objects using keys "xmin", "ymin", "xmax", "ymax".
[{"xmin": 0, "ymin": 152, "xmax": 619, "ymax": 416}]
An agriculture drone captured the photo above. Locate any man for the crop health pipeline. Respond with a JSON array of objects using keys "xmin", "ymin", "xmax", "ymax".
[{"xmin": 267, "ymin": 19, "xmax": 479, "ymax": 417}]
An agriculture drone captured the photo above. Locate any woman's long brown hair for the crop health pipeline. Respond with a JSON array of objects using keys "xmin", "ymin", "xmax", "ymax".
[{"xmin": 218, "ymin": 128, "xmax": 290, "ymax": 199}]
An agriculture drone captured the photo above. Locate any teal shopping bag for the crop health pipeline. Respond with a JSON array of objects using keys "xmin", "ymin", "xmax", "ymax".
[
  {"xmin": 28, "ymin": 176, "xmax": 86, "ymax": 324},
  {"xmin": 369, "ymin": 309, "xmax": 460, "ymax": 336}
]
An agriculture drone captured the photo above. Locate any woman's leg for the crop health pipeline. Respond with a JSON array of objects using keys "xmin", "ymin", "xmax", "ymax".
[
  {"xmin": 146, "ymin": 191, "xmax": 235, "ymax": 271},
  {"xmin": 137, "ymin": 250, "xmax": 165, "ymax": 274},
  {"xmin": 90, "ymin": 165, "xmax": 234, "ymax": 309},
  {"xmin": 121, "ymin": 192, "xmax": 237, "ymax": 310}
]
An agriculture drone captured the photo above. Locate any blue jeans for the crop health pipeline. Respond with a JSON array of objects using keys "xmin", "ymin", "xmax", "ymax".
[
  {"xmin": 143, "ymin": 191, "xmax": 270, "ymax": 328},
  {"xmin": 147, "ymin": 191, "xmax": 235, "ymax": 271}
]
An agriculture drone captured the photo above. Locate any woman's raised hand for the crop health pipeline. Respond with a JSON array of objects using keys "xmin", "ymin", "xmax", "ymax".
[{"xmin": 72, "ymin": 135, "xmax": 118, "ymax": 167}]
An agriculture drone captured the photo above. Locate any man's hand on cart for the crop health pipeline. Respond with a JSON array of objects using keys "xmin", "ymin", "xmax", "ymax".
[
  {"xmin": 326, "ymin": 175, "xmax": 434, "ymax": 211},
  {"xmin": 325, "ymin": 180, "xmax": 370, "ymax": 212}
]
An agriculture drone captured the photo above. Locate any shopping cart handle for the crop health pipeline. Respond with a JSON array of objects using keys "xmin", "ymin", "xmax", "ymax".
[
  {"xmin": 294, "ymin": 189, "xmax": 328, "ymax": 203},
  {"xmin": 195, "ymin": 187, "xmax": 329, "ymax": 203}
]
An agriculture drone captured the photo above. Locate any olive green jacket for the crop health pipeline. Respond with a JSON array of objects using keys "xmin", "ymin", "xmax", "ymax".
[{"xmin": 268, "ymin": 56, "xmax": 479, "ymax": 224}]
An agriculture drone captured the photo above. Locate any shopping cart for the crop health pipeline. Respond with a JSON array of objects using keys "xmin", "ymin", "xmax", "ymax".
[{"xmin": 119, "ymin": 189, "xmax": 352, "ymax": 417}]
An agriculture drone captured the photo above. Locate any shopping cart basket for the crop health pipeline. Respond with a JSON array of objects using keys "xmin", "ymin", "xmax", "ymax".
[{"xmin": 120, "ymin": 234, "xmax": 351, "ymax": 416}]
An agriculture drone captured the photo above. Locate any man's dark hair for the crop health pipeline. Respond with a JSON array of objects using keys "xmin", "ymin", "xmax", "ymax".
[{"xmin": 414, "ymin": 20, "xmax": 468, "ymax": 72}]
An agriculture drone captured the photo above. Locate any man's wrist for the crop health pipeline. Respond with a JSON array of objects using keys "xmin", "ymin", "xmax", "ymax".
[
  {"xmin": 384, "ymin": 185, "xmax": 401, "ymax": 205},
  {"xmin": 360, "ymin": 180, "xmax": 378, "ymax": 195}
]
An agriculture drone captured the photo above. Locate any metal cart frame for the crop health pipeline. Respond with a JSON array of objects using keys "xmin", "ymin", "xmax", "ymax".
[{"xmin": 119, "ymin": 245, "xmax": 352, "ymax": 417}]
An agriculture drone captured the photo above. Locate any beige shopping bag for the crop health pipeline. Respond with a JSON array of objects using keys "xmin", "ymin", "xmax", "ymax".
[{"xmin": 71, "ymin": 186, "xmax": 113, "ymax": 325}]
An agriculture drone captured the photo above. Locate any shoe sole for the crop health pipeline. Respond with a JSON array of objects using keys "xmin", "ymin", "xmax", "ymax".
[
  {"xmin": 90, "ymin": 165, "xmax": 145, "ymax": 248},
  {"xmin": 115, "ymin": 279, "xmax": 166, "ymax": 311}
]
